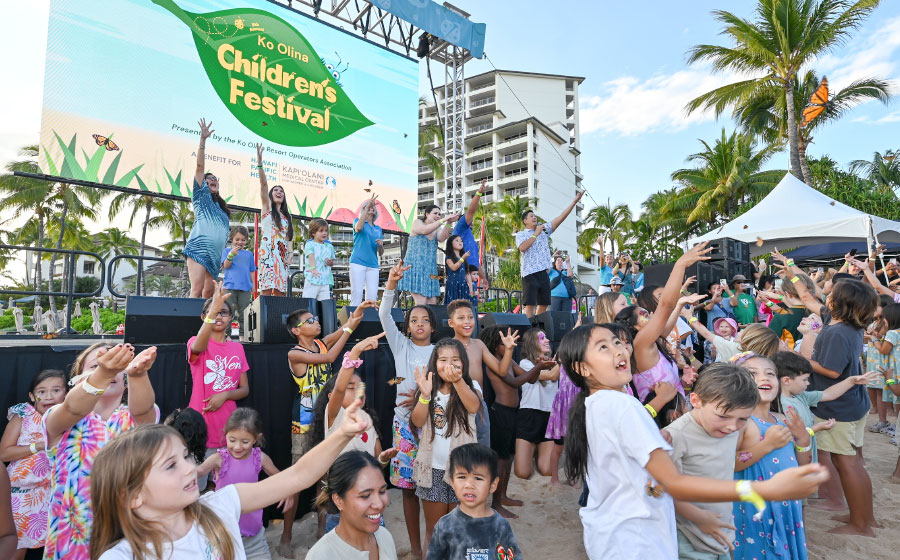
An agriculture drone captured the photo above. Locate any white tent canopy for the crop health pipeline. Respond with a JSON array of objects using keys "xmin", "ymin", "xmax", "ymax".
[{"xmin": 688, "ymin": 173, "xmax": 900, "ymax": 256}]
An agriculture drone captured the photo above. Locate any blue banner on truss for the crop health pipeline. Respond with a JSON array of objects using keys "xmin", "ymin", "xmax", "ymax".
[{"xmin": 369, "ymin": 0, "xmax": 486, "ymax": 58}]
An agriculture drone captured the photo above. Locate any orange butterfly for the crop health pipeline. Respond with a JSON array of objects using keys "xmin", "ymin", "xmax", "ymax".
[
  {"xmin": 391, "ymin": 199, "xmax": 402, "ymax": 215},
  {"xmin": 92, "ymin": 134, "xmax": 120, "ymax": 151},
  {"xmin": 801, "ymin": 77, "xmax": 828, "ymax": 127}
]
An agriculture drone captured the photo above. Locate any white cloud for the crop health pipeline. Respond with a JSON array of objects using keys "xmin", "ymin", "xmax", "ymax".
[
  {"xmin": 580, "ymin": 15, "xmax": 900, "ymax": 137},
  {"xmin": 578, "ymin": 68, "xmax": 745, "ymax": 136}
]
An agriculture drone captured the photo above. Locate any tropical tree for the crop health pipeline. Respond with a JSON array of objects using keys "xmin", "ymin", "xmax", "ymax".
[
  {"xmin": 848, "ymin": 150, "xmax": 900, "ymax": 194},
  {"xmin": 685, "ymin": 0, "xmax": 881, "ymax": 181},
  {"xmin": 156, "ymin": 200, "xmax": 195, "ymax": 296},
  {"xmin": 584, "ymin": 199, "xmax": 632, "ymax": 256},
  {"xmin": 108, "ymin": 191, "xmax": 171, "ymax": 295},
  {"xmin": 0, "ymin": 145, "xmax": 55, "ymax": 315},
  {"xmin": 809, "ymin": 155, "xmax": 900, "ymax": 219},
  {"xmin": 419, "ymin": 97, "xmax": 444, "ymax": 179},
  {"xmin": 95, "ymin": 227, "xmax": 140, "ymax": 283},
  {"xmin": 734, "ymin": 69, "xmax": 892, "ymax": 183},
  {"xmin": 664, "ymin": 129, "xmax": 785, "ymax": 225}
]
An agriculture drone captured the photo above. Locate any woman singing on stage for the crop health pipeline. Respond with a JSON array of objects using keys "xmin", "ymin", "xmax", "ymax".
[
  {"xmin": 183, "ymin": 118, "xmax": 231, "ymax": 298},
  {"xmin": 255, "ymin": 142, "xmax": 295, "ymax": 296}
]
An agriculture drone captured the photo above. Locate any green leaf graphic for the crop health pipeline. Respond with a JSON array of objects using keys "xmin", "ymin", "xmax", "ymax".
[{"xmin": 152, "ymin": 0, "xmax": 374, "ymax": 147}]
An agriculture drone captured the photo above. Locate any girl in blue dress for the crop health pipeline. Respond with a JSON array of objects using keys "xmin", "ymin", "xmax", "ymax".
[
  {"xmin": 732, "ymin": 353, "xmax": 813, "ymax": 560},
  {"xmin": 443, "ymin": 234, "xmax": 471, "ymax": 304},
  {"xmin": 400, "ymin": 205, "xmax": 459, "ymax": 305},
  {"xmin": 183, "ymin": 118, "xmax": 231, "ymax": 298}
]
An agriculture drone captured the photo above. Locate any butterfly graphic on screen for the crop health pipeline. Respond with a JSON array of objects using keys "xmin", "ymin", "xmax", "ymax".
[
  {"xmin": 801, "ymin": 77, "xmax": 828, "ymax": 127},
  {"xmin": 92, "ymin": 134, "xmax": 120, "ymax": 151},
  {"xmin": 391, "ymin": 200, "xmax": 402, "ymax": 215}
]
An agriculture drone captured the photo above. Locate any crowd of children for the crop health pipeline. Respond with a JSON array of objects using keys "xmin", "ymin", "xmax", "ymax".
[{"xmin": 4, "ymin": 234, "xmax": 900, "ymax": 560}]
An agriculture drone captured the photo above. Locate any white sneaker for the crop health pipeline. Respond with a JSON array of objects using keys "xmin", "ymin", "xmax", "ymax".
[{"xmin": 869, "ymin": 421, "xmax": 889, "ymax": 433}]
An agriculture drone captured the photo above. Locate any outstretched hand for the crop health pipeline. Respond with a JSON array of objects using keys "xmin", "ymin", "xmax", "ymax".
[
  {"xmin": 255, "ymin": 142, "xmax": 264, "ymax": 161},
  {"xmin": 678, "ymin": 241, "xmax": 712, "ymax": 268},
  {"xmin": 126, "ymin": 346, "xmax": 158, "ymax": 377},
  {"xmin": 338, "ymin": 390, "xmax": 372, "ymax": 438},
  {"xmin": 500, "ymin": 328, "xmax": 520, "ymax": 349},
  {"xmin": 414, "ymin": 366, "xmax": 433, "ymax": 396},
  {"xmin": 95, "ymin": 344, "xmax": 136, "ymax": 380},
  {"xmin": 198, "ymin": 118, "xmax": 214, "ymax": 140},
  {"xmin": 351, "ymin": 332, "xmax": 386, "ymax": 357}
]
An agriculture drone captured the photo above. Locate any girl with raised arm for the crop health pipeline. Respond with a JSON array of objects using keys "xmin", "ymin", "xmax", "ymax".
[
  {"xmin": 255, "ymin": 143, "xmax": 294, "ymax": 296},
  {"xmin": 184, "ymin": 118, "xmax": 232, "ymax": 298}
]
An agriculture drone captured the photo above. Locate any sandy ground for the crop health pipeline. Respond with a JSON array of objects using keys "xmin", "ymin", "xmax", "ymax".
[{"xmin": 265, "ymin": 416, "xmax": 899, "ymax": 559}]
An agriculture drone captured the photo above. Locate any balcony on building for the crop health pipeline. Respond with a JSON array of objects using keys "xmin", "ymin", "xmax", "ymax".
[
  {"xmin": 468, "ymin": 78, "xmax": 496, "ymax": 95},
  {"xmin": 466, "ymin": 141, "xmax": 493, "ymax": 158},
  {"xmin": 468, "ymin": 94, "xmax": 496, "ymax": 117},
  {"xmin": 497, "ymin": 129, "xmax": 528, "ymax": 150}
]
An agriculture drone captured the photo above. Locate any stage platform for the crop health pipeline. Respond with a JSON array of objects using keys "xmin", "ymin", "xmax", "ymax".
[{"xmin": 0, "ymin": 336, "xmax": 400, "ymax": 475}]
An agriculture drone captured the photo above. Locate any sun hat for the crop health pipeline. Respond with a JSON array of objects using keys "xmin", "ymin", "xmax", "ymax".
[
  {"xmin": 609, "ymin": 276, "xmax": 625, "ymax": 286},
  {"xmin": 714, "ymin": 317, "xmax": 739, "ymax": 334}
]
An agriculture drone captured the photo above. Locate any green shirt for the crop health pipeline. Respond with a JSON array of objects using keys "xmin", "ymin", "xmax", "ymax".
[
  {"xmin": 768, "ymin": 306, "xmax": 809, "ymax": 342},
  {"xmin": 732, "ymin": 292, "xmax": 757, "ymax": 325}
]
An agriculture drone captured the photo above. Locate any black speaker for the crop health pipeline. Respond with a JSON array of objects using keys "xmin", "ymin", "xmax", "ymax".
[
  {"xmin": 124, "ymin": 296, "xmax": 205, "ymax": 344},
  {"xmin": 687, "ymin": 261, "xmax": 726, "ymax": 292},
  {"xmin": 723, "ymin": 260, "xmax": 753, "ymax": 282},
  {"xmin": 337, "ymin": 305, "xmax": 385, "ymax": 340},
  {"xmin": 530, "ymin": 311, "xmax": 574, "ymax": 343},
  {"xmin": 318, "ymin": 299, "xmax": 338, "ymax": 337},
  {"xmin": 245, "ymin": 296, "xmax": 320, "ymax": 344},
  {"xmin": 643, "ymin": 263, "xmax": 675, "ymax": 287},
  {"xmin": 707, "ymin": 237, "xmax": 749, "ymax": 262},
  {"xmin": 480, "ymin": 312, "xmax": 532, "ymax": 338}
]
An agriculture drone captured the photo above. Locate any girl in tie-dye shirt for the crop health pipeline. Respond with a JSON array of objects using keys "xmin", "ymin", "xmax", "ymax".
[
  {"xmin": 0, "ymin": 369, "xmax": 66, "ymax": 559},
  {"xmin": 41, "ymin": 342, "xmax": 160, "ymax": 560}
]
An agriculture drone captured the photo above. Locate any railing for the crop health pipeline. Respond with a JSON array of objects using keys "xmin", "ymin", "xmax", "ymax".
[
  {"xmin": 107, "ymin": 254, "xmax": 186, "ymax": 298},
  {"xmin": 467, "ymin": 123, "xmax": 492, "ymax": 135},
  {"xmin": 470, "ymin": 96, "xmax": 495, "ymax": 109},
  {"xmin": 418, "ymin": 166, "xmax": 432, "ymax": 173},
  {"xmin": 499, "ymin": 151, "xmax": 527, "ymax": 164},
  {"xmin": 469, "ymin": 160, "xmax": 492, "ymax": 172},
  {"xmin": 482, "ymin": 287, "xmax": 512, "ymax": 312},
  {"xmin": 0, "ymin": 245, "xmax": 106, "ymax": 334},
  {"xmin": 469, "ymin": 82, "xmax": 496, "ymax": 92},
  {"xmin": 501, "ymin": 132, "xmax": 527, "ymax": 144}
]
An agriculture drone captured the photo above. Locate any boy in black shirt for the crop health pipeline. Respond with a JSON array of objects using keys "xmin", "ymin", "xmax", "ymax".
[{"xmin": 428, "ymin": 444, "xmax": 522, "ymax": 559}]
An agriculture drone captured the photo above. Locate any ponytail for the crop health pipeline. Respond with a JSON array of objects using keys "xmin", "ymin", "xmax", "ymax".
[{"xmin": 564, "ymin": 390, "xmax": 588, "ymax": 483}]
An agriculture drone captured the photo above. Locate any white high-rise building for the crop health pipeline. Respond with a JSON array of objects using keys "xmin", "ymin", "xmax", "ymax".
[{"xmin": 417, "ymin": 69, "xmax": 600, "ymax": 286}]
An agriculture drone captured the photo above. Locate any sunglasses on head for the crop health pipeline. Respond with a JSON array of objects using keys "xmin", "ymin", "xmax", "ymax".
[
  {"xmin": 296, "ymin": 315, "xmax": 319, "ymax": 327},
  {"xmin": 206, "ymin": 175, "xmax": 218, "ymax": 181}
]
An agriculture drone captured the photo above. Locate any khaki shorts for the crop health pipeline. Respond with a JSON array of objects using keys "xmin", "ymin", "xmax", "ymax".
[
  {"xmin": 813, "ymin": 415, "xmax": 866, "ymax": 456},
  {"xmin": 291, "ymin": 432, "xmax": 305, "ymax": 464}
]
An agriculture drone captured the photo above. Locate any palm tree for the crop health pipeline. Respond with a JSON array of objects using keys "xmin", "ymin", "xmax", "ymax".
[
  {"xmin": 0, "ymin": 145, "xmax": 55, "ymax": 316},
  {"xmin": 156, "ymin": 200, "xmax": 194, "ymax": 296},
  {"xmin": 95, "ymin": 227, "xmax": 140, "ymax": 285},
  {"xmin": 665, "ymin": 129, "xmax": 785, "ymax": 225},
  {"xmin": 734, "ymin": 69, "xmax": 892, "ymax": 183},
  {"xmin": 585, "ymin": 199, "xmax": 632, "ymax": 256},
  {"xmin": 419, "ymin": 97, "xmax": 444, "ymax": 179},
  {"xmin": 108, "ymin": 191, "xmax": 170, "ymax": 295},
  {"xmin": 849, "ymin": 150, "xmax": 900, "ymax": 194},
  {"xmin": 685, "ymin": 0, "xmax": 881, "ymax": 181}
]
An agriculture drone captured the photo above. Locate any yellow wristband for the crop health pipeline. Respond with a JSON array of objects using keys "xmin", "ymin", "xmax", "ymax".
[
  {"xmin": 203, "ymin": 317, "xmax": 216, "ymax": 324},
  {"xmin": 807, "ymin": 427, "xmax": 815, "ymax": 438},
  {"xmin": 790, "ymin": 276, "xmax": 800, "ymax": 284},
  {"xmin": 794, "ymin": 441, "xmax": 812, "ymax": 453},
  {"xmin": 688, "ymin": 316, "xmax": 698, "ymax": 324},
  {"xmin": 418, "ymin": 396, "xmax": 431, "ymax": 405},
  {"xmin": 736, "ymin": 480, "xmax": 767, "ymax": 521},
  {"xmin": 644, "ymin": 404, "xmax": 657, "ymax": 418},
  {"xmin": 886, "ymin": 378, "xmax": 897, "ymax": 386}
]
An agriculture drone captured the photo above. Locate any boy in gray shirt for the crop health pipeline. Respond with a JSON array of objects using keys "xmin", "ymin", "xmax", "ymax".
[
  {"xmin": 427, "ymin": 444, "xmax": 521, "ymax": 559},
  {"xmin": 663, "ymin": 363, "xmax": 760, "ymax": 559}
]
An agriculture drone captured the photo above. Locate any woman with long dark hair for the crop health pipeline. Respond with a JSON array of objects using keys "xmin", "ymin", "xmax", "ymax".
[
  {"xmin": 255, "ymin": 142, "xmax": 294, "ymax": 296},
  {"xmin": 184, "ymin": 118, "xmax": 232, "ymax": 298}
]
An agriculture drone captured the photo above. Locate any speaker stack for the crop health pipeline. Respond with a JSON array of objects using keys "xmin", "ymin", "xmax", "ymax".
[
  {"xmin": 706, "ymin": 237, "xmax": 752, "ymax": 286},
  {"xmin": 245, "ymin": 296, "xmax": 337, "ymax": 344},
  {"xmin": 124, "ymin": 296, "xmax": 205, "ymax": 344}
]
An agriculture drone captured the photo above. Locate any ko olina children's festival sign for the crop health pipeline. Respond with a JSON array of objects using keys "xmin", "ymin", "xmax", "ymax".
[{"xmin": 38, "ymin": 0, "xmax": 419, "ymax": 232}]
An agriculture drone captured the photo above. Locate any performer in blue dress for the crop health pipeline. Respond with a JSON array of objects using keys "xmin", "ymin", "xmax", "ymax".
[
  {"xmin": 183, "ymin": 118, "xmax": 231, "ymax": 298},
  {"xmin": 399, "ymin": 205, "xmax": 458, "ymax": 304}
]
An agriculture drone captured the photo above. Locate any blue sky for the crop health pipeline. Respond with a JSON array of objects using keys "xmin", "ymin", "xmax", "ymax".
[
  {"xmin": 428, "ymin": 0, "xmax": 900, "ymax": 214},
  {"xmin": 3, "ymin": 0, "xmax": 900, "ymax": 217}
]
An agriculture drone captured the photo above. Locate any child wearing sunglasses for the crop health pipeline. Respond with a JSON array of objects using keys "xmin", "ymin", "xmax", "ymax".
[{"xmin": 278, "ymin": 300, "xmax": 375, "ymax": 557}]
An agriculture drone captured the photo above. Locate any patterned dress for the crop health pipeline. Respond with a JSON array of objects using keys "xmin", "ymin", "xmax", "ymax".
[
  {"xmin": 41, "ymin": 404, "xmax": 159, "ymax": 560},
  {"xmin": 399, "ymin": 232, "xmax": 440, "ymax": 298},
  {"xmin": 444, "ymin": 256, "xmax": 469, "ymax": 303},
  {"xmin": 733, "ymin": 415, "xmax": 807, "ymax": 560},
  {"xmin": 7, "ymin": 403, "xmax": 51, "ymax": 550},
  {"xmin": 258, "ymin": 210, "xmax": 291, "ymax": 293},
  {"xmin": 183, "ymin": 179, "xmax": 230, "ymax": 278},
  {"xmin": 545, "ymin": 366, "xmax": 580, "ymax": 439}
]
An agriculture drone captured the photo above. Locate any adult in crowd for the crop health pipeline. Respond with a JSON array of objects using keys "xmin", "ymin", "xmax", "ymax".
[
  {"xmin": 549, "ymin": 251, "xmax": 576, "ymax": 312},
  {"xmin": 183, "ymin": 118, "xmax": 231, "ymax": 298},
  {"xmin": 723, "ymin": 274, "xmax": 756, "ymax": 325},
  {"xmin": 611, "ymin": 252, "xmax": 638, "ymax": 296},
  {"xmin": 349, "ymin": 195, "xmax": 384, "ymax": 305},
  {"xmin": 453, "ymin": 179, "xmax": 489, "ymax": 271},
  {"xmin": 255, "ymin": 143, "xmax": 294, "ymax": 296},
  {"xmin": 400, "ymin": 204, "xmax": 458, "ymax": 305},
  {"xmin": 700, "ymin": 281, "xmax": 732, "ymax": 330},
  {"xmin": 598, "ymin": 245, "xmax": 615, "ymax": 292},
  {"xmin": 515, "ymin": 190, "xmax": 584, "ymax": 317}
]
